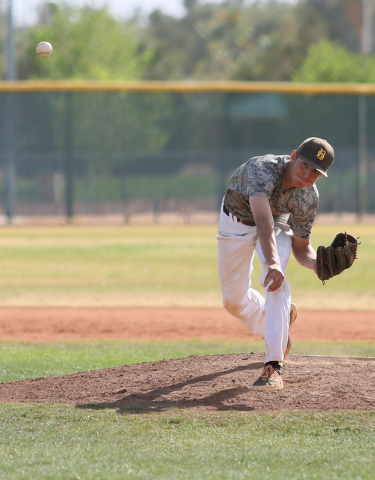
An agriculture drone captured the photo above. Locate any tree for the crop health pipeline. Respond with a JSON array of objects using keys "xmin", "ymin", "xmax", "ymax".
[
  {"xmin": 0, "ymin": 5, "xmax": 7, "ymax": 79},
  {"xmin": 293, "ymin": 0, "xmax": 362, "ymax": 54},
  {"xmin": 140, "ymin": 0, "xmax": 365, "ymax": 82},
  {"xmin": 17, "ymin": 3, "xmax": 150, "ymax": 80},
  {"xmin": 292, "ymin": 39, "xmax": 375, "ymax": 82},
  {"xmin": 140, "ymin": 0, "xmax": 292, "ymax": 80}
]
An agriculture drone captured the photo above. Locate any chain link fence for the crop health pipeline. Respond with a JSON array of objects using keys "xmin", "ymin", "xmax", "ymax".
[{"xmin": 0, "ymin": 82, "xmax": 374, "ymax": 223}]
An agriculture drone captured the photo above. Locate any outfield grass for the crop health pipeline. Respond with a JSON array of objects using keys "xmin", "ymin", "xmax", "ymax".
[
  {"xmin": 0, "ymin": 225, "xmax": 219, "ymax": 307},
  {"xmin": 0, "ymin": 405, "xmax": 374, "ymax": 480},
  {"xmin": 0, "ymin": 224, "xmax": 373, "ymax": 308}
]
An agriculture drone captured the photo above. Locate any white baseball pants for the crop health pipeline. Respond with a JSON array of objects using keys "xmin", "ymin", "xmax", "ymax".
[{"xmin": 217, "ymin": 203, "xmax": 293, "ymax": 364}]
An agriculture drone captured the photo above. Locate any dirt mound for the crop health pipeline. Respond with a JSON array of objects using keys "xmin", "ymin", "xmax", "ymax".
[
  {"xmin": 1, "ymin": 353, "xmax": 374, "ymax": 411},
  {"xmin": 1, "ymin": 307, "xmax": 374, "ymax": 411}
]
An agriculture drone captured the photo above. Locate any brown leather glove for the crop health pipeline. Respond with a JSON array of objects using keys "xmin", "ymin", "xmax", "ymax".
[{"xmin": 316, "ymin": 231, "xmax": 359, "ymax": 284}]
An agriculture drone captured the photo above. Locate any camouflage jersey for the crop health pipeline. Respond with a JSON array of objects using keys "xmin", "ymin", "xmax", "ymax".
[{"xmin": 224, "ymin": 154, "xmax": 319, "ymax": 239}]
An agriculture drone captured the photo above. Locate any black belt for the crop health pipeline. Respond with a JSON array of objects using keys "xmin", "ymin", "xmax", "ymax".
[{"xmin": 223, "ymin": 204, "xmax": 256, "ymax": 227}]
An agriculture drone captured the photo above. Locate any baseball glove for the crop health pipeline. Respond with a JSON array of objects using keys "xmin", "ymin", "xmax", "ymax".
[{"xmin": 316, "ymin": 231, "xmax": 359, "ymax": 284}]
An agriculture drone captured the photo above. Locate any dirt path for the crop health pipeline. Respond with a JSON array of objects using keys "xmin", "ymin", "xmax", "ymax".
[
  {"xmin": 0, "ymin": 307, "xmax": 373, "ymax": 342},
  {"xmin": 0, "ymin": 307, "xmax": 374, "ymax": 411}
]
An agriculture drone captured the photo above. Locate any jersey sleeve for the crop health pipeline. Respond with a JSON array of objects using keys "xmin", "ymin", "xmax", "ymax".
[
  {"xmin": 288, "ymin": 187, "xmax": 319, "ymax": 239},
  {"xmin": 247, "ymin": 155, "xmax": 280, "ymax": 198}
]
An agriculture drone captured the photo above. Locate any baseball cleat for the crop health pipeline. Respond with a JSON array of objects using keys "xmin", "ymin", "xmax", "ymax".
[
  {"xmin": 284, "ymin": 303, "xmax": 297, "ymax": 359},
  {"xmin": 252, "ymin": 365, "xmax": 283, "ymax": 390}
]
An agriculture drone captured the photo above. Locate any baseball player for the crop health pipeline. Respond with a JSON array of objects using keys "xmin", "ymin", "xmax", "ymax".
[{"xmin": 217, "ymin": 137, "xmax": 334, "ymax": 389}]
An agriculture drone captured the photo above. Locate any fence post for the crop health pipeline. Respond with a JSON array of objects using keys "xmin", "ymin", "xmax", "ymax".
[
  {"xmin": 5, "ymin": 0, "xmax": 16, "ymax": 223},
  {"xmin": 4, "ymin": 92, "xmax": 16, "ymax": 222},
  {"xmin": 64, "ymin": 92, "xmax": 74, "ymax": 222},
  {"xmin": 215, "ymin": 94, "xmax": 229, "ymax": 212},
  {"xmin": 357, "ymin": 95, "xmax": 368, "ymax": 219}
]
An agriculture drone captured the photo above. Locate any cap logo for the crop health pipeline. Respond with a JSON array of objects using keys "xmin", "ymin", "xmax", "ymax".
[{"xmin": 316, "ymin": 148, "xmax": 326, "ymax": 161}]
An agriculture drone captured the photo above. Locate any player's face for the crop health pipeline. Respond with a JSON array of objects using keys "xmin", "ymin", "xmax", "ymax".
[{"xmin": 290, "ymin": 156, "xmax": 322, "ymax": 188}]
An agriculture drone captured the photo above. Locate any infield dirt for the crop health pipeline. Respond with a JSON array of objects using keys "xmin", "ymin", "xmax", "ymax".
[{"xmin": 0, "ymin": 307, "xmax": 374, "ymax": 411}]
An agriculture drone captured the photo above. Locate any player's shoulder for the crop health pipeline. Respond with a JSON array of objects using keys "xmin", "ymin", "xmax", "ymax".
[
  {"xmin": 248, "ymin": 153, "xmax": 289, "ymax": 168},
  {"xmin": 298, "ymin": 183, "xmax": 319, "ymax": 205}
]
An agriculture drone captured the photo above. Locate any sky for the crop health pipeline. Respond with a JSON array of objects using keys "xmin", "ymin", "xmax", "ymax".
[
  {"xmin": 13, "ymin": 0, "xmax": 188, "ymax": 25},
  {"xmin": 13, "ymin": 0, "xmax": 296, "ymax": 25}
]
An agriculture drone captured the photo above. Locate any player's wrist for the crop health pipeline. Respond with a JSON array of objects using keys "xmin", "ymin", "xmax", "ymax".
[{"xmin": 269, "ymin": 263, "xmax": 283, "ymax": 271}]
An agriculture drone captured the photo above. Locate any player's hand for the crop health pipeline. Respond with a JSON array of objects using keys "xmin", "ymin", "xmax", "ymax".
[{"xmin": 263, "ymin": 264, "xmax": 285, "ymax": 292}]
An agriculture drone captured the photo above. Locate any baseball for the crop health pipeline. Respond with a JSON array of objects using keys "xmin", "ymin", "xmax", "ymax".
[{"xmin": 36, "ymin": 41, "xmax": 53, "ymax": 57}]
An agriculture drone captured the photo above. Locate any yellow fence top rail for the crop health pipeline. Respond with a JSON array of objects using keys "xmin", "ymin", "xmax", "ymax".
[{"xmin": 0, "ymin": 81, "xmax": 375, "ymax": 94}]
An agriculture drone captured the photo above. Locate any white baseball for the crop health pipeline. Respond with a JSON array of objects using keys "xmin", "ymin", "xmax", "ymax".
[{"xmin": 36, "ymin": 41, "xmax": 53, "ymax": 57}]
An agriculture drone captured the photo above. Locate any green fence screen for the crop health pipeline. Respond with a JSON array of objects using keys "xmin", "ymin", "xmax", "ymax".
[{"xmin": 0, "ymin": 83, "xmax": 373, "ymax": 222}]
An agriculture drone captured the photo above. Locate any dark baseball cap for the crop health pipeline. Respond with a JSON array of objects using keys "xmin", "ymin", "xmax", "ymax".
[{"xmin": 296, "ymin": 137, "xmax": 334, "ymax": 177}]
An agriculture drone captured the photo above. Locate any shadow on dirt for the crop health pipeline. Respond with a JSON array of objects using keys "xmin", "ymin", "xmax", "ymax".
[{"xmin": 77, "ymin": 361, "xmax": 264, "ymax": 413}]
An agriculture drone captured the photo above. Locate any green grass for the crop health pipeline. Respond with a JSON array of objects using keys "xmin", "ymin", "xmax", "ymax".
[
  {"xmin": 1, "ymin": 339, "xmax": 374, "ymax": 383},
  {"xmin": 0, "ymin": 225, "xmax": 220, "ymax": 306},
  {"xmin": 0, "ymin": 406, "xmax": 374, "ymax": 480},
  {"xmin": 0, "ymin": 223, "xmax": 373, "ymax": 308},
  {"xmin": 0, "ymin": 224, "xmax": 373, "ymax": 479}
]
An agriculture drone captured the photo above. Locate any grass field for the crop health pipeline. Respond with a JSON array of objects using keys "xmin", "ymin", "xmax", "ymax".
[
  {"xmin": 0, "ymin": 224, "xmax": 374, "ymax": 479},
  {"xmin": 1, "ymin": 406, "xmax": 374, "ymax": 480},
  {"xmin": 0, "ymin": 223, "xmax": 373, "ymax": 309}
]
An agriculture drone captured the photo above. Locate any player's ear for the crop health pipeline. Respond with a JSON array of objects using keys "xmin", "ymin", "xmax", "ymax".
[{"xmin": 290, "ymin": 150, "xmax": 298, "ymax": 163}]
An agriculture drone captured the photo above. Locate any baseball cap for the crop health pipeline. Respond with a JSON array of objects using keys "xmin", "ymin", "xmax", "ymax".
[{"xmin": 296, "ymin": 137, "xmax": 334, "ymax": 177}]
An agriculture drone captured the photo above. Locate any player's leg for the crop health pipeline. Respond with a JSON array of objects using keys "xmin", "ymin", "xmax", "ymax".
[
  {"xmin": 255, "ymin": 230, "xmax": 293, "ymax": 363},
  {"xmin": 217, "ymin": 207, "xmax": 265, "ymax": 337}
]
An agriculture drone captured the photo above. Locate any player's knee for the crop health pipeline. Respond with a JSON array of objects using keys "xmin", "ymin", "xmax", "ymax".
[{"xmin": 222, "ymin": 299, "xmax": 242, "ymax": 317}]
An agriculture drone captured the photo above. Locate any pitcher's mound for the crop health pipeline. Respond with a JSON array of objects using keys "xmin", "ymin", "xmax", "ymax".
[{"xmin": 0, "ymin": 353, "xmax": 374, "ymax": 411}]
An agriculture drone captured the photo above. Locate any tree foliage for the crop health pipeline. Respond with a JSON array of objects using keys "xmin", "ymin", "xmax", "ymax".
[
  {"xmin": 140, "ymin": 0, "xmax": 299, "ymax": 80},
  {"xmin": 0, "ymin": 6, "xmax": 7, "ymax": 79},
  {"xmin": 292, "ymin": 39, "xmax": 375, "ymax": 83},
  {"xmin": 17, "ymin": 3, "xmax": 150, "ymax": 80},
  {"xmin": 139, "ymin": 0, "xmax": 366, "ymax": 81},
  {"xmin": 0, "ymin": 0, "xmax": 373, "ymax": 82}
]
